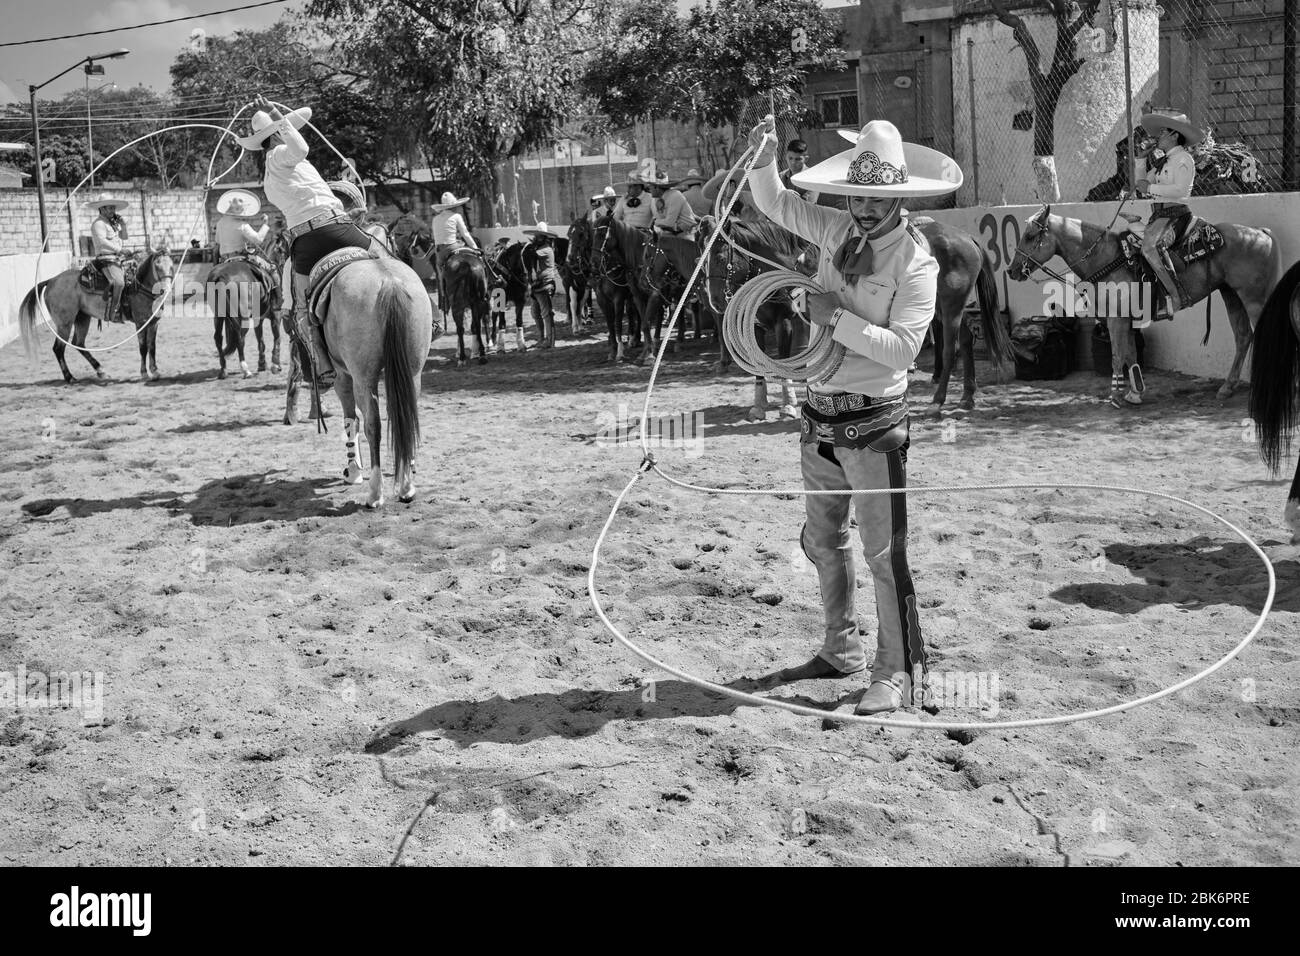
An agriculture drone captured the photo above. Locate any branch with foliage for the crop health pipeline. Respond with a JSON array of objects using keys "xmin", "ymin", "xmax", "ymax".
[{"xmin": 584, "ymin": 0, "xmax": 845, "ymax": 135}]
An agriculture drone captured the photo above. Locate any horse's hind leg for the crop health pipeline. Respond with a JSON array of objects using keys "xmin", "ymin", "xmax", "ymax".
[
  {"xmin": 958, "ymin": 315, "xmax": 977, "ymax": 410},
  {"xmin": 214, "ymin": 319, "xmax": 229, "ymax": 379},
  {"xmin": 363, "ymin": 384, "xmax": 384, "ymax": 508},
  {"xmin": 253, "ymin": 317, "xmax": 267, "ymax": 371},
  {"xmin": 1216, "ymin": 287, "xmax": 1253, "ymax": 400},
  {"xmin": 54, "ymin": 315, "xmax": 76, "ymax": 383},
  {"xmin": 932, "ymin": 309, "xmax": 958, "ymax": 408},
  {"xmin": 147, "ymin": 321, "xmax": 160, "ymax": 380},
  {"xmin": 137, "ymin": 319, "xmax": 150, "ymax": 381},
  {"xmin": 72, "ymin": 314, "xmax": 105, "ymax": 380},
  {"xmin": 334, "ymin": 371, "xmax": 365, "ymax": 485},
  {"xmin": 270, "ymin": 312, "xmax": 283, "ymax": 373}
]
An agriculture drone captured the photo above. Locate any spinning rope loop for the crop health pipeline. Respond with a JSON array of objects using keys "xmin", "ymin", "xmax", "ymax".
[
  {"xmin": 586, "ymin": 128, "xmax": 1277, "ymax": 730},
  {"xmin": 31, "ymin": 99, "xmax": 360, "ymax": 356}
]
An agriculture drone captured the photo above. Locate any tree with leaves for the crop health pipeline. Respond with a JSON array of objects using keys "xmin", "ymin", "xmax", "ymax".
[
  {"xmin": 582, "ymin": 0, "xmax": 845, "ymax": 167},
  {"xmin": 988, "ymin": 0, "xmax": 1103, "ymax": 201},
  {"xmin": 305, "ymin": 0, "xmax": 610, "ymax": 214}
]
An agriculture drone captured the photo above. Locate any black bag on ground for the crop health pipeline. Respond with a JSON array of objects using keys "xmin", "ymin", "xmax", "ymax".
[
  {"xmin": 1091, "ymin": 322, "xmax": 1146, "ymax": 377},
  {"xmin": 1012, "ymin": 315, "xmax": 1076, "ymax": 381}
]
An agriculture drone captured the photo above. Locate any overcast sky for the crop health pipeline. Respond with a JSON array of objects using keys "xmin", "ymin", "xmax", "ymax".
[{"xmin": 1, "ymin": 0, "xmax": 849, "ymax": 105}]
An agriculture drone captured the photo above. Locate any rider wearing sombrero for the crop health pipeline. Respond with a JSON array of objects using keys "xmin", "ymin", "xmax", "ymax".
[
  {"xmin": 746, "ymin": 115, "xmax": 958, "ymax": 716},
  {"xmin": 1133, "ymin": 109, "xmax": 1202, "ymax": 320},
  {"xmin": 430, "ymin": 191, "xmax": 481, "ymax": 305},
  {"xmin": 648, "ymin": 171, "xmax": 698, "ymax": 239},
  {"xmin": 85, "ymin": 195, "xmax": 131, "ymax": 324},
  {"xmin": 612, "ymin": 172, "xmax": 654, "ymax": 230},
  {"xmin": 237, "ymin": 94, "xmax": 373, "ymax": 388}
]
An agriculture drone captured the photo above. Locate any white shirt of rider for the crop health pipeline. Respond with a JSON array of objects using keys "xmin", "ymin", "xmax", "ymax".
[
  {"xmin": 262, "ymin": 122, "xmax": 344, "ymax": 228},
  {"xmin": 91, "ymin": 217, "xmax": 125, "ymax": 256}
]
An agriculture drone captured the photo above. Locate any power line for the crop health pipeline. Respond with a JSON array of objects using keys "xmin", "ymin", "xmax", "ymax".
[{"xmin": 0, "ymin": 0, "xmax": 292, "ymax": 48}]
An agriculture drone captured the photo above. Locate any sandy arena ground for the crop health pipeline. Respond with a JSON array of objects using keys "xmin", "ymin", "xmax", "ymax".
[{"xmin": 1, "ymin": 292, "xmax": 1297, "ymax": 866}]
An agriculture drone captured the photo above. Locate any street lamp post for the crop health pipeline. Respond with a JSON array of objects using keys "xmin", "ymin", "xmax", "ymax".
[
  {"xmin": 28, "ymin": 48, "xmax": 128, "ymax": 244},
  {"xmin": 85, "ymin": 69, "xmax": 116, "ymax": 188}
]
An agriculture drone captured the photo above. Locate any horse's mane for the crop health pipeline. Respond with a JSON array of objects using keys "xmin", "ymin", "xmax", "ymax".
[{"xmin": 725, "ymin": 220, "xmax": 804, "ymax": 265}]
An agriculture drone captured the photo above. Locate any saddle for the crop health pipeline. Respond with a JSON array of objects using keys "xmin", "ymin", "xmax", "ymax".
[
  {"xmin": 223, "ymin": 252, "xmax": 281, "ymax": 306},
  {"xmin": 307, "ymin": 246, "xmax": 381, "ymax": 321},
  {"xmin": 78, "ymin": 256, "xmax": 139, "ymax": 322},
  {"xmin": 1118, "ymin": 216, "xmax": 1224, "ymax": 281}
]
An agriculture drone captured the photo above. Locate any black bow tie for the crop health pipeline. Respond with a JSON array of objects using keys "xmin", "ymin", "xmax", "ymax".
[{"xmin": 832, "ymin": 233, "xmax": 874, "ymax": 276}]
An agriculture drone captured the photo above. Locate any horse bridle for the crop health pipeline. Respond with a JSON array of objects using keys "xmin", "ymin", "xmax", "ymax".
[
  {"xmin": 591, "ymin": 219, "xmax": 631, "ymax": 289},
  {"xmin": 1012, "ymin": 200, "xmax": 1131, "ymax": 284}
]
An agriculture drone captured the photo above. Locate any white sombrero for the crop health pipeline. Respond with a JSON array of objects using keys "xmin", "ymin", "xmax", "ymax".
[
  {"xmin": 81, "ymin": 193, "xmax": 130, "ymax": 213},
  {"xmin": 215, "ymin": 189, "xmax": 262, "ymax": 217},
  {"xmin": 805, "ymin": 121, "xmax": 962, "ymax": 197},
  {"xmin": 1139, "ymin": 110, "xmax": 1205, "ymax": 147},
  {"xmin": 432, "ymin": 191, "xmax": 470, "ymax": 212},
  {"xmin": 521, "ymin": 221, "xmax": 563, "ymax": 239},
  {"xmin": 702, "ymin": 167, "xmax": 752, "ymax": 203},
  {"xmin": 677, "ymin": 168, "xmax": 706, "ymax": 189},
  {"xmin": 235, "ymin": 107, "xmax": 313, "ymax": 151}
]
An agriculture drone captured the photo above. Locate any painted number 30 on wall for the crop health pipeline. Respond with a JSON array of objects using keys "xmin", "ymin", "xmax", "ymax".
[{"xmin": 978, "ymin": 212, "xmax": 1023, "ymax": 273}]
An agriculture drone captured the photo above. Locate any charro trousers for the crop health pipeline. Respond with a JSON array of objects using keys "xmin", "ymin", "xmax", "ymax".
[{"xmin": 799, "ymin": 438, "xmax": 928, "ymax": 696}]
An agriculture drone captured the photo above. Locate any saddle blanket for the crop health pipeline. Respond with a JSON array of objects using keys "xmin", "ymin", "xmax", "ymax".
[{"xmin": 307, "ymin": 247, "xmax": 381, "ymax": 321}]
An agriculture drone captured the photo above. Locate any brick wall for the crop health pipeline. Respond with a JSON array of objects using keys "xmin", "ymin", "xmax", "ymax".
[{"xmin": 0, "ymin": 187, "xmax": 207, "ymax": 257}]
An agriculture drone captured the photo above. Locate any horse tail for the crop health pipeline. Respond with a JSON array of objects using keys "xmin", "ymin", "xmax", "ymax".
[
  {"xmin": 379, "ymin": 277, "xmax": 421, "ymax": 474},
  {"xmin": 977, "ymin": 249, "xmax": 1013, "ymax": 366},
  {"xmin": 1248, "ymin": 257, "xmax": 1300, "ymax": 472},
  {"xmin": 19, "ymin": 282, "xmax": 47, "ymax": 363}
]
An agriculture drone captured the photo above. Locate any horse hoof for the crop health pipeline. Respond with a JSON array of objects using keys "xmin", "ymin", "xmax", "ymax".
[
  {"xmin": 95, "ymin": 370, "xmax": 108, "ymax": 380},
  {"xmin": 1215, "ymin": 385, "xmax": 1233, "ymax": 401},
  {"xmin": 218, "ymin": 368, "xmax": 228, "ymax": 380},
  {"xmin": 1124, "ymin": 391, "xmax": 1143, "ymax": 406},
  {"xmin": 283, "ymin": 415, "xmax": 295, "ymax": 425},
  {"xmin": 366, "ymin": 497, "xmax": 384, "ymax": 510},
  {"xmin": 746, "ymin": 406, "xmax": 766, "ymax": 422},
  {"xmin": 141, "ymin": 373, "xmax": 150, "ymax": 383},
  {"xmin": 270, "ymin": 364, "xmax": 281, "ymax": 374},
  {"xmin": 258, "ymin": 361, "xmax": 268, "ymax": 372},
  {"xmin": 149, "ymin": 371, "xmax": 160, "ymax": 382},
  {"xmin": 343, "ymin": 465, "xmax": 365, "ymax": 485},
  {"xmin": 779, "ymin": 404, "xmax": 798, "ymax": 420},
  {"xmin": 958, "ymin": 397, "xmax": 975, "ymax": 411},
  {"xmin": 477, "ymin": 356, "xmax": 488, "ymax": 365},
  {"xmin": 398, "ymin": 490, "xmax": 416, "ymax": 504}
]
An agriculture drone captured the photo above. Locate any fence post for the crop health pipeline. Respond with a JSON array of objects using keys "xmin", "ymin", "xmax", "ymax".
[{"xmin": 967, "ymin": 38, "xmax": 979, "ymax": 203}]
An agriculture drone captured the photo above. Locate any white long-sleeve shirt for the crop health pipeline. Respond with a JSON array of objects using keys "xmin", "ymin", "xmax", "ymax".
[
  {"xmin": 215, "ymin": 216, "xmax": 269, "ymax": 255},
  {"xmin": 748, "ymin": 160, "xmax": 938, "ymax": 399},
  {"xmin": 613, "ymin": 194, "xmax": 653, "ymax": 229},
  {"xmin": 1146, "ymin": 145, "xmax": 1195, "ymax": 201},
  {"xmin": 652, "ymin": 188, "xmax": 697, "ymax": 234},
  {"xmin": 263, "ymin": 121, "xmax": 344, "ymax": 228},
  {"xmin": 431, "ymin": 210, "xmax": 475, "ymax": 247},
  {"xmin": 90, "ymin": 217, "xmax": 125, "ymax": 256}
]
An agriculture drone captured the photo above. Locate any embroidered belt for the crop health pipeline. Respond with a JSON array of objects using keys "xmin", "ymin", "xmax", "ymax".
[
  {"xmin": 805, "ymin": 390, "xmax": 893, "ymax": 415},
  {"xmin": 800, "ymin": 395, "xmax": 909, "ymax": 451},
  {"xmin": 286, "ymin": 209, "xmax": 349, "ymax": 243}
]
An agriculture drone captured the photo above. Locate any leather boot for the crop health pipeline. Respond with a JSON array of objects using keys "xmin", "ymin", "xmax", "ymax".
[{"xmin": 292, "ymin": 272, "xmax": 334, "ymax": 389}]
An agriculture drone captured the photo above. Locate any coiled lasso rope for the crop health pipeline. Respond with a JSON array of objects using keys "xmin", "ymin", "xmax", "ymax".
[
  {"xmin": 721, "ymin": 268, "xmax": 844, "ymax": 384},
  {"xmin": 585, "ymin": 116, "xmax": 1277, "ymax": 730}
]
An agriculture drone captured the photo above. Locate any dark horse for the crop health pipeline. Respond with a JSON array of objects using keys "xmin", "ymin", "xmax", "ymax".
[
  {"xmin": 591, "ymin": 214, "xmax": 665, "ymax": 364},
  {"xmin": 489, "ymin": 240, "xmax": 533, "ymax": 348},
  {"xmin": 587, "ymin": 212, "xmax": 642, "ymax": 362},
  {"xmin": 910, "ymin": 217, "xmax": 1014, "ymax": 410},
  {"xmin": 564, "ymin": 215, "xmax": 595, "ymax": 333},
  {"xmin": 641, "ymin": 230, "xmax": 716, "ymax": 354},
  {"xmin": 1248, "ymin": 258, "xmax": 1300, "ymax": 542},
  {"xmin": 444, "ymin": 248, "xmax": 491, "ymax": 366},
  {"xmin": 19, "ymin": 248, "xmax": 178, "ymax": 383},
  {"xmin": 207, "ymin": 252, "xmax": 281, "ymax": 380}
]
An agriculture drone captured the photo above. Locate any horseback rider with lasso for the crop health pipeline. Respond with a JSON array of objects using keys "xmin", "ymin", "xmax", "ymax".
[
  {"xmin": 1133, "ymin": 109, "xmax": 1203, "ymax": 320},
  {"xmin": 237, "ymin": 94, "xmax": 376, "ymax": 389},
  {"xmin": 86, "ymin": 195, "xmax": 131, "ymax": 324},
  {"xmin": 746, "ymin": 115, "xmax": 961, "ymax": 715}
]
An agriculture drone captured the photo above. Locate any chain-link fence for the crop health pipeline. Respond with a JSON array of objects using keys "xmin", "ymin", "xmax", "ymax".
[{"xmin": 950, "ymin": 0, "xmax": 1293, "ymax": 206}]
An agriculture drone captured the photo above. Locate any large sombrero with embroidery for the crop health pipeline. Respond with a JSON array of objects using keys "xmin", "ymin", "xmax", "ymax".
[
  {"xmin": 1139, "ymin": 110, "xmax": 1205, "ymax": 147},
  {"xmin": 804, "ymin": 121, "xmax": 962, "ymax": 197},
  {"xmin": 215, "ymin": 189, "xmax": 262, "ymax": 217}
]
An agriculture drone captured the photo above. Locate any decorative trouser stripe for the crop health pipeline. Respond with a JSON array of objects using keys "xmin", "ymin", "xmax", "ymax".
[{"xmin": 885, "ymin": 447, "xmax": 933, "ymax": 711}]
